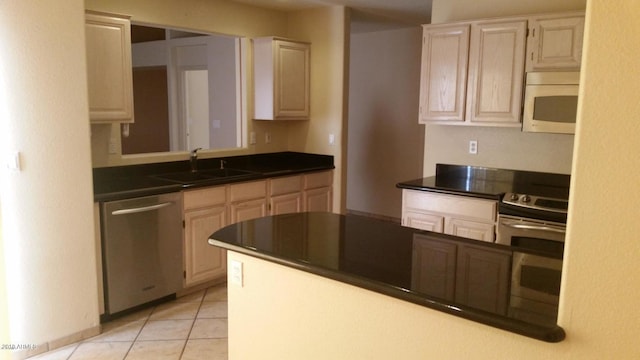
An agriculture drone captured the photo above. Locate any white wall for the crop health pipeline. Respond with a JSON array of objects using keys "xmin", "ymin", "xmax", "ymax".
[
  {"xmin": 0, "ymin": 0, "xmax": 99, "ymax": 356},
  {"xmin": 423, "ymin": 0, "xmax": 586, "ymax": 176},
  {"xmin": 346, "ymin": 27, "xmax": 424, "ymax": 219}
]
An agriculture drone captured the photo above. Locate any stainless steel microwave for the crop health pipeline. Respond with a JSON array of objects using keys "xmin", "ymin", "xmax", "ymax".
[{"xmin": 522, "ymin": 72, "xmax": 580, "ymax": 134}]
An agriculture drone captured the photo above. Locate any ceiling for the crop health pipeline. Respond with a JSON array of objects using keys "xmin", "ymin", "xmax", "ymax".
[{"xmin": 230, "ymin": 0, "xmax": 432, "ymax": 32}]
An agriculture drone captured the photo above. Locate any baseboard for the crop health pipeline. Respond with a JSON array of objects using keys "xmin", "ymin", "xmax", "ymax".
[
  {"xmin": 9, "ymin": 325, "xmax": 101, "ymax": 360},
  {"xmin": 176, "ymin": 278, "xmax": 226, "ymax": 298}
]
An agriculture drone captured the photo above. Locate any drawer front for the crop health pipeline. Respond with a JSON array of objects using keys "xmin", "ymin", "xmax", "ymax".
[
  {"xmin": 403, "ymin": 190, "xmax": 496, "ymax": 222},
  {"xmin": 270, "ymin": 175, "xmax": 302, "ymax": 196},
  {"xmin": 402, "ymin": 210, "xmax": 445, "ymax": 232},
  {"xmin": 304, "ymin": 171, "xmax": 333, "ymax": 190},
  {"xmin": 229, "ymin": 180, "xmax": 267, "ymax": 203},
  {"xmin": 184, "ymin": 186, "xmax": 226, "ymax": 210}
]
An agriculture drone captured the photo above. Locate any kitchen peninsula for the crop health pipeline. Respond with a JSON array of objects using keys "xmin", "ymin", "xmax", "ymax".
[{"xmin": 209, "ymin": 212, "xmax": 565, "ymax": 358}]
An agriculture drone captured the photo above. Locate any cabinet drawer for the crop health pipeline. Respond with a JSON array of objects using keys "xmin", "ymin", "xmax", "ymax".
[
  {"xmin": 270, "ymin": 175, "xmax": 302, "ymax": 196},
  {"xmin": 229, "ymin": 180, "xmax": 267, "ymax": 203},
  {"xmin": 403, "ymin": 211, "xmax": 445, "ymax": 232},
  {"xmin": 304, "ymin": 171, "xmax": 332, "ymax": 190},
  {"xmin": 446, "ymin": 218, "xmax": 494, "ymax": 242},
  {"xmin": 184, "ymin": 186, "xmax": 226, "ymax": 210},
  {"xmin": 403, "ymin": 190, "xmax": 496, "ymax": 222}
]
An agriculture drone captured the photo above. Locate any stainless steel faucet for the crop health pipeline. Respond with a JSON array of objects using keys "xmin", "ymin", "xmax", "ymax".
[{"xmin": 190, "ymin": 148, "xmax": 202, "ymax": 172}]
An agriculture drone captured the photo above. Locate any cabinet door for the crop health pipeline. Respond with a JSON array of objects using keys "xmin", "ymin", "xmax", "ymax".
[
  {"xmin": 446, "ymin": 218, "xmax": 494, "ymax": 242},
  {"xmin": 184, "ymin": 205, "xmax": 227, "ymax": 286},
  {"xmin": 253, "ymin": 37, "xmax": 310, "ymax": 120},
  {"xmin": 402, "ymin": 210, "xmax": 445, "ymax": 232},
  {"xmin": 455, "ymin": 244, "xmax": 511, "ymax": 315},
  {"xmin": 275, "ymin": 40, "xmax": 310, "ymax": 119},
  {"xmin": 419, "ymin": 24, "xmax": 470, "ymax": 123},
  {"xmin": 466, "ymin": 20, "xmax": 527, "ymax": 126},
  {"xmin": 231, "ymin": 198, "xmax": 268, "ymax": 223},
  {"xmin": 304, "ymin": 187, "xmax": 332, "ymax": 212},
  {"xmin": 85, "ymin": 12, "xmax": 134, "ymax": 123},
  {"xmin": 271, "ymin": 193, "xmax": 303, "ymax": 215},
  {"xmin": 411, "ymin": 235, "xmax": 457, "ymax": 300},
  {"xmin": 528, "ymin": 15, "xmax": 584, "ymax": 71}
]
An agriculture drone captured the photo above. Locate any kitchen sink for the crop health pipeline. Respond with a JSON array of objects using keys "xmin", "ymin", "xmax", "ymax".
[
  {"xmin": 199, "ymin": 168, "xmax": 256, "ymax": 178},
  {"xmin": 154, "ymin": 168, "xmax": 257, "ymax": 184}
]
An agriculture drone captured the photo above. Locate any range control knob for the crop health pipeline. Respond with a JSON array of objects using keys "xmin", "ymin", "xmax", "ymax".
[
  {"xmin": 509, "ymin": 193, "xmax": 519, "ymax": 201},
  {"xmin": 521, "ymin": 194, "xmax": 531, "ymax": 203}
]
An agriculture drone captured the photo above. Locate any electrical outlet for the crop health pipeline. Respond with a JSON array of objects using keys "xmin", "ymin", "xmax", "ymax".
[
  {"xmin": 249, "ymin": 132, "xmax": 256, "ymax": 145},
  {"xmin": 265, "ymin": 132, "xmax": 272, "ymax": 144},
  {"xmin": 469, "ymin": 140, "xmax": 478, "ymax": 154},
  {"xmin": 230, "ymin": 259, "xmax": 243, "ymax": 286},
  {"xmin": 108, "ymin": 138, "xmax": 118, "ymax": 154},
  {"xmin": 329, "ymin": 133, "xmax": 335, "ymax": 145}
]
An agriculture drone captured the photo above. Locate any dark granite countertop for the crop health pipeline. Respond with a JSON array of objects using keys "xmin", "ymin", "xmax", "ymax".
[
  {"xmin": 209, "ymin": 212, "xmax": 566, "ymax": 343},
  {"xmin": 397, "ymin": 164, "xmax": 570, "ymax": 200},
  {"xmin": 93, "ymin": 152, "xmax": 334, "ymax": 202}
]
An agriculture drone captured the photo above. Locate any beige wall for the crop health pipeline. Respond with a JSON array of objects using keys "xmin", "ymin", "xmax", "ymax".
[
  {"xmin": 423, "ymin": 0, "xmax": 586, "ymax": 176},
  {"xmin": 346, "ymin": 27, "xmax": 424, "ymax": 219},
  {"xmin": 229, "ymin": 1, "xmax": 640, "ymax": 358},
  {"xmin": 286, "ymin": 6, "xmax": 349, "ymax": 212},
  {"xmin": 0, "ymin": 0, "xmax": 99, "ymax": 355}
]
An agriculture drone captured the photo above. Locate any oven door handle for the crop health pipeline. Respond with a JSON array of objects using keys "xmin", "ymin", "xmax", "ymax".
[{"xmin": 501, "ymin": 221, "xmax": 566, "ymax": 234}]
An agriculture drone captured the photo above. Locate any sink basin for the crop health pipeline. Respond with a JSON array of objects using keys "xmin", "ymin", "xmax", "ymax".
[
  {"xmin": 154, "ymin": 168, "xmax": 257, "ymax": 184},
  {"xmin": 154, "ymin": 171, "xmax": 216, "ymax": 183},
  {"xmin": 200, "ymin": 168, "xmax": 256, "ymax": 178}
]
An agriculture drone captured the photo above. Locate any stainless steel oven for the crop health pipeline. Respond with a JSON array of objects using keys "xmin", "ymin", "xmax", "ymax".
[{"xmin": 497, "ymin": 193, "xmax": 567, "ymax": 326}]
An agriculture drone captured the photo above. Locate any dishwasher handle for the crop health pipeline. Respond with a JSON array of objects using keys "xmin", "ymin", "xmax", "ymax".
[{"xmin": 111, "ymin": 202, "xmax": 174, "ymax": 216}]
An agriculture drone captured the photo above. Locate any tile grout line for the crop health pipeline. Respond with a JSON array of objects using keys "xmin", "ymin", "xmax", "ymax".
[
  {"xmin": 178, "ymin": 288, "xmax": 208, "ymax": 359},
  {"xmin": 120, "ymin": 303, "xmax": 155, "ymax": 360}
]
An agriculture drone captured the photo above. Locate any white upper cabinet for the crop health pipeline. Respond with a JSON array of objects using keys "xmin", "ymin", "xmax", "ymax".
[
  {"xmin": 526, "ymin": 12, "xmax": 585, "ymax": 71},
  {"xmin": 466, "ymin": 19, "xmax": 527, "ymax": 126},
  {"xmin": 420, "ymin": 19, "xmax": 526, "ymax": 126},
  {"xmin": 419, "ymin": 24, "xmax": 470, "ymax": 123},
  {"xmin": 85, "ymin": 11, "xmax": 134, "ymax": 123},
  {"xmin": 253, "ymin": 37, "xmax": 310, "ymax": 120},
  {"xmin": 419, "ymin": 11, "xmax": 583, "ymax": 127}
]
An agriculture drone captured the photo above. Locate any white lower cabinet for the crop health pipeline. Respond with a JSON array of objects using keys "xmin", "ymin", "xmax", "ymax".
[
  {"xmin": 446, "ymin": 218, "xmax": 494, "ymax": 242},
  {"xmin": 303, "ymin": 171, "xmax": 333, "ymax": 212},
  {"xmin": 182, "ymin": 171, "xmax": 333, "ymax": 289},
  {"xmin": 403, "ymin": 210, "xmax": 445, "ymax": 233},
  {"xmin": 229, "ymin": 180, "xmax": 268, "ymax": 223},
  {"xmin": 270, "ymin": 175, "xmax": 303, "ymax": 215},
  {"xmin": 183, "ymin": 186, "xmax": 227, "ymax": 287},
  {"xmin": 401, "ymin": 189, "xmax": 497, "ymax": 242}
]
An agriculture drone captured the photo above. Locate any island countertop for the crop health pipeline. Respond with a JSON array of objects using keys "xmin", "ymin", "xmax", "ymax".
[{"xmin": 208, "ymin": 212, "xmax": 565, "ymax": 342}]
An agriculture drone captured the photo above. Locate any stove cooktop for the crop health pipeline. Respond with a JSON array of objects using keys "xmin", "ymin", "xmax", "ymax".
[{"xmin": 501, "ymin": 193, "xmax": 568, "ymax": 214}]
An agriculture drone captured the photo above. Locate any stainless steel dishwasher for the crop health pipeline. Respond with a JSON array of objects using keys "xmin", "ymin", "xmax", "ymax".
[{"xmin": 101, "ymin": 192, "xmax": 182, "ymax": 317}]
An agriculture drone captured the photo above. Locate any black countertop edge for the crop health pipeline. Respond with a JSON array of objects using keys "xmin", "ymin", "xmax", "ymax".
[
  {"xmin": 209, "ymin": 239, "xmax": 566, "ymax": 343},
  {"xmin": 93, "ymin": 152, "xmax": 334, "ymax": 202},
  {"xmin": 396, "ymin": 164, "xmax": 570, "ymax": 200},
  {"xmin": 396, "ymin": 182, "xmax": 503, "ymax": 200}
]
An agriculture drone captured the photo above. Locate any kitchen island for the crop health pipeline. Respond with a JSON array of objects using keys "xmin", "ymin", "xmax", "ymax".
[{"xmin": 209, "ymin": 212, "xmax": 564, "ymax": 358}]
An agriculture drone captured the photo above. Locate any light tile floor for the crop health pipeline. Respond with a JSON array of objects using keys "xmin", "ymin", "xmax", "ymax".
[{"xmin": 29, "ymin": 283, "xmax": 228, "ymax": 360}]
